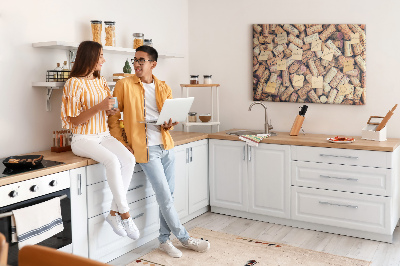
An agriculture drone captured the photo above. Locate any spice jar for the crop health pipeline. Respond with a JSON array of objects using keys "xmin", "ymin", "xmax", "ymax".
[
  {"xmin": 104, "ymin": 21, "xmax": 116, "ymax": 47},
  {"xmin": 190, "ymin": 75, "xmax": 199, "ymax": 84},
  {"xmin": 133, "ymin": 33, "xmax": 144, "ymax": 49},
  {"xmin": 203, "ymin": 75, "xmax": 212, "ymax": 84},
  {"xmin": 90, "ymin": 20, "xmax": 102, "ymax": 44},
  {"xmin": 188, "ymin": 112, "xmax": 197, "ymax": 122},
  {"xmin": 144, "ymin": 39, "xmax": 153, "ymax": 47}
]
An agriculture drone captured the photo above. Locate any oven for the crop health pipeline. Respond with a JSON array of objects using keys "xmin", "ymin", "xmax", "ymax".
[{"xmin": 0, "ymin": 168, "xmax": 71, "ymax": 266}]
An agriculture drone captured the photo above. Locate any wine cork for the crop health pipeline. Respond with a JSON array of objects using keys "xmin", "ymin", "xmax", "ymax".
[
  {"xmin": 325, "ymin": 40, "xmax": 342, "ymax": 57},
  {"xmin": 253, "ymin": 63, "xmax": 259, "ymax": 72},
  {"xmin": 277, "ymin": 84, "xmax": 286, "ymax": 95},
  {"xmin": 324, "ymin": 67, "xmax": 337, "ymax": 83},
  {"xmin": 265, "ymin": 34, "xmax": 275, "ymax": 43},
  {"xmin": 338, "ymin": 75, "xmax": 350, "ymax": 87},
  {"xmin": 282, "ymin": 70, "xmax": 290, "ymax": 86},
  {"xmin": 253, "ymin": 24, "xmax": 262, "ymax": 34},
  {"xmin": 306, "ymin": 74, "xmax": 313, "ymax": 84},
  {"xmin": 348, "ymin": 24, "xmax": 366, "ymax": 44},
  {"xmin": 302, "ymin": 43, "xmax": 311, "ymax": 51},
  {"xmin": 299, "ymin": 31, "xmax": 306, "ymax": 40},
  {"xmin": 314, "ymin": 59, "xmax": 325, "ymax": 75},
  {"xmin": 345, "ymin": 68, "xmax": 359, "ymax": 76},
  {"xmin": 320, "ymin": 95, "xmax": 328, "ymax": 103},
  {"xmin": 289, "ymin": 61, "xmax": 302, "ymax": 73},
  {"xmin": 352, "ymin": 43, "xmax": 363, "ymax": 55},
  {"xmin": 253, "ymin": 38, "xmax": 260, "ymax": 46},
  {"xmin": 330, "ymin": 32, "xmax": 344, "ymax": 40},
  {"xmin": 303, "ymin": 33, "xmax": 319, "ymax": 44},
  {"xmin": 281, "ymin": 86, "xmax": 294, "ymax": 101},
  {"xmin": 254, "ymin": 45, "xmax": 260, "ymax": 57},
  {"xmin": 288, "ymin": 34, "xmax": 303, "ymax": 47},
  {"xmin": 294, "ymin": 24, "xmax": 305, "ymax": 32},
  {"xmin": 289, "ymin": 92, "xmax": 298, "ymax": 102},
  {"xmin": 361, "ymin": 72, "xmax": 366, "ymax": 88},
  {"xmin": 308, "ymin": 89, "xmax": 321, "ymax": 103},
  {"xmin": 308, "ymin": 58, "xmax": 318, "ymax": 76},
  {"xmin": 329, "ymin": 71, "xmax": 344, "ymax": 88},
  {"xmin": 275, "ymin": 25, "xmax": 285, "ymax": 34},
  {"xmin": 337, "ymin": 24, "xmax": 352, "ymax": 40},
  {"xmin": 288, "ymin": 43, "xmax": 301, "ymax": 52},
  {"xmin": 323, "ymin": 82, "xmax": 331, "ymax": 95},
  {"xmin": 316, "ymin": 88, "xmax": 323, "ymax": 97},
  {"xmin": 296, "ymin": 64, "xmax": 308, "ymax": 75},
  {"xmin": 273, "ymin": 44, "xmax": 286, "ymax": 56},
  {"xmin": 334, "ymin": 93, "xmax": 345, "ymax": 104},
  {"xmin": 354, "ymin": 86, "xmax": 363, "ymax": 101},
  {"xmin": 262, "ymin": 24, "xmax": 269, "ymax": 36},
  {"xmin": 284, "ymin": 49, "xmax": 292, "ymax": 58},
  {"xmin": 306, "ymin": 25, "xmax": 323, "ymax": 35},
  {"xmin": 349, "ymin": 76, "xmax": 361, "ymax": 87},
  {"xmin": 255, "ymin": 64, "xmax": 266, "ymax": 79},
  {"xmin": 333, "ymin": 40, "xmax": 343, "ymax": 49},
  {"xmin": 302, "ymin": 50, "xmax": 315, "ymax": 64},
  {"xmin": 283, "ymin": 24, "xmax": 299, "ymax": 36},
  {"xmin": 344, "ymin": 41, "xmax": 353, "ymax": 57},
  {"xmin": 327, "ymin": 88, "xmax": 338, "ymax": 104},
  {"xmin": 269, "ymin": 24, "xmax": 276, "ymax": 31},
  {"xmin": 355, "ymin": 55, "xmax": 366, "ymax": 72},
  {"xmin": 298, "ymin": 83, "xmax": 312, "ymax": 99},
  {"xmin": 319, "ymin": 24, "xmax": 336, "ymax": 41}
]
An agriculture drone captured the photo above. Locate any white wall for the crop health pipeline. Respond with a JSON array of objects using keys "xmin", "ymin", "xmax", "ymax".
[
  {"xmin": 0, "ymin": 0, "xmax": 189, "ymax": 158},
  {"xmin": 188, "ymin": 0, "xmax": 400, "ymax": 137}
]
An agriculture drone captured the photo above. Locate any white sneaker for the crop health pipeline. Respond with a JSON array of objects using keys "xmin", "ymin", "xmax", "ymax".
[
  {"xmin": 159, "ymin": 240, "xmax": 183, "ymax": 258},
  {"xmin": 182, "ymin": 237, "xmax": 210, "ymax": 253},
  {"xmin": 106, "ymin": 213, "xmax": 127, "ymax": 237},
  {"xmin": 122, "ymin": 217, "xmax": 140, "ymax": 240}
]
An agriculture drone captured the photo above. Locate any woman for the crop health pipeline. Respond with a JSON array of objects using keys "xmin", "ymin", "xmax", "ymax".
[{"xmin": 61, "ymin": 41, "xmax": 139, "ymax": 240}]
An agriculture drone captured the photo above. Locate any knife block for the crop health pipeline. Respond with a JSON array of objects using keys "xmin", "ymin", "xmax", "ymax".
[{"xmin": 290, "ymin": 115, "xmax": 305, "ymax": 136}]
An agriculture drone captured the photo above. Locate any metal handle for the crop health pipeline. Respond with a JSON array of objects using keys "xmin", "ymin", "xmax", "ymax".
[
  {"xmin": 320, "ymin": 175, "xmax": 358, "ymax": 182},
  {"xmin": 132, "ymin": 212, "xmax": 144, "ymax": 219},
  {"xmin": 243, "ymin": 145, "xmax": 246, "ymax": 160},
  {"xmin": 248, "ymin": 146, "xmax": 251, "ymax": 161},
  {"xmin": 77, "ymin": 174, "xmax": 82, "ymax": 196},
  {"xmin": 190, "ymin": 147, "xmax": 193, "ymax": 163},
  {"xmin": 319, "ymin": 201, "xmax": 358, "ymax": 209},
  {"xmin": 186, "ymin": 148, "xmax": 189, "ymax": 164},
  {"xmin": 319, "ymin": 154, "xmax": 359, "ymax": 160}
]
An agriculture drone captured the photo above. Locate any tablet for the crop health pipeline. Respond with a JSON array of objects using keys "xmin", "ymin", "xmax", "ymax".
[{"xmin": 142, "ymin": 97, "xmax": 194, "ymax": 125}]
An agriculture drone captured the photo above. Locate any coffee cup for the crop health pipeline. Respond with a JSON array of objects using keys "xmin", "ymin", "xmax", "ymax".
[{"xmin": 112, "ymin": 97, "xmax": 118, "ymax": 109}]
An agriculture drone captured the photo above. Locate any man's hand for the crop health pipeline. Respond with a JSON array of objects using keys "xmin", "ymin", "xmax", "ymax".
[{"xmin": 161, "ymin": 118, "xmax": 179, "ymax": 130}]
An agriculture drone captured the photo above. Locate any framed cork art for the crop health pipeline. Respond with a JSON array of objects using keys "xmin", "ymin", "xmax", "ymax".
[{"xmin": 253, "ymin": 24, "xmax": 366, "ymax": 105}]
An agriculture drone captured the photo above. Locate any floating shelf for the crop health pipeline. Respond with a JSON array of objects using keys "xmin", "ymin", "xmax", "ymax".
[
  {"xmin": 180, "ymin": 84, "xmax": 220, "ymax": 87},
  {"xmin": 183, "ymin": 122, "xmax": 220, "ymax": 126},
  {"xmin": 32, "ymin": 81, "xmax": 116, "ymax": 88},
  {"xmin": 32, "ymin": 41, "xmax": 184, "ymax": 58}
]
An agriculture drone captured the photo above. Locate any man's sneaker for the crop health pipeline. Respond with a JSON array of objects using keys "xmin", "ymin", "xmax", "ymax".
[
  {"xmin": 182, "ymin": 237, "xmax": 210, "ymax": 253},
  {"xmin": 159, "ymin": 240, "xmax": 183, "ymax": 258},
  {"xmin": 105, "ymin": 213, "xmax": 127, "ymax": 237},
  {"xmin": 122, "ymin": 217, "xmax": 140, "ymax": 240}
]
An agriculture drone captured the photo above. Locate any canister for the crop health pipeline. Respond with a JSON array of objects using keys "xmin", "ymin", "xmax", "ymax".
[
  {"xmin": 133, "ymin": 33, "xmax": 144, "ymax": 49},
  {"xmin": 203, "ymin": 75, "xmax": 212, "ymax": 84},
  {"xmin": 90, "ymin": 20, "xmax": 102, "ymax": 44},
  {"xmin": 144, "ymin": 39, "xmax": 153, "ymax": 47},
  {"xmin": 190, "ymin": 75, "xmax": 199, "ymax": 84},
  {"xmin": 104, "ymin": 21, "xmax": 116, "ymax": 47},
  {"xmin": 188, "ymin": 112, "xmax": 197, "ymax": 122}
]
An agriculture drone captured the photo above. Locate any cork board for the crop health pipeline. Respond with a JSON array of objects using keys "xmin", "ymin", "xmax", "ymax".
[{"xmin": 253, "ymin": 24, "xmax": 366, "ymax": 105}]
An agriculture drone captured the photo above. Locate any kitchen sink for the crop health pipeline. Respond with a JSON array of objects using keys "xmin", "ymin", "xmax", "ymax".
[{"xmin": 226, "ymin": 130, "xmax": 277, "ymax": 136}]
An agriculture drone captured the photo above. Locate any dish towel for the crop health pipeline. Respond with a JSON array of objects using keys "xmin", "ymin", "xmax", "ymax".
[
  {"xmin": 239, "ymin": 134, "xmax": 270, "ymax": 147},
  {"xmin": 11, "ymin": 197, "xmax": 64, "ymax": 249}
]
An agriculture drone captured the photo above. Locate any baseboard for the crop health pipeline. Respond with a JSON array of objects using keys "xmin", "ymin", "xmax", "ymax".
[{"xmin": 181, "ymin": 206, "xmax": 210, "ymax": 224}]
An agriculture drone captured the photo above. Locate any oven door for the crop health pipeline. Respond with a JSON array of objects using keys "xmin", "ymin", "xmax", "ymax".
[{"xmin": 0, "ymin": 189, "xmax": 71, "ymax": 266}]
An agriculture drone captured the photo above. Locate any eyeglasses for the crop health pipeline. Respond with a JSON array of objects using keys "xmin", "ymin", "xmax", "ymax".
[{"xmin": 131, "ymin": 58, "xmax": 153, "ymax": 65}]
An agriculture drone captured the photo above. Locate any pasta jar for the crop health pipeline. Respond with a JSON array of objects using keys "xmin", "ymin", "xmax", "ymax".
[
  {"xmin": 104, "ymin": 21, "xmax": 116, "ymax": 47},
  {"xmin": 144, "ymin": 39, "xmax": 153, "ymax": 47},
  {"xmin": 190, "ymin": 75, "xmax": 199, "ymax": 84},
  {"xmin": 133, "ymin": 33, "xmax": 144, "ymax": 49},
  {"xmin": 188, "ymin": 112, "xmax": 197, "ymax": 122},
  {"xmin": 203, "ymin": 75, "xmax": 212, "ymax": 84},
  {"xmin": 90, "ymin": 20, "xmax": 102, "ymax": 44}
]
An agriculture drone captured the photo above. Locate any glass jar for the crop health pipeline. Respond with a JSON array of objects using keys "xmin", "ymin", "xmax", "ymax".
[
  {"xmin": 190, "ymin": 75, "xmax": 199, "ymax": 84},
  {"xmin": 90, "ymin": 20, "xmax": 102, "ymax": 44},
  {"xmin": 144, "ymin": 39, "xmax": 153, "ymax": 47},
  {"xmin": 104, "ymin": 21, "xmax": 116, "ymax": 47},
  {"xmin": 203, "ymin": 75, "xmax": 212, "ymax": 84},
  {"xmin": 133, "ymin": 33, "xmax": 144, "ymax": 49},
  {"xmin": 188, "ymin": 112, "xmax": 197, "ymax": 122}
]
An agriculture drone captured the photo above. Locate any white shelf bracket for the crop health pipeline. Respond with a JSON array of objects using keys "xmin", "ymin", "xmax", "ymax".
[{"xmin": 46, "ymin": 88, "xmax": 54, "ymax": 111}]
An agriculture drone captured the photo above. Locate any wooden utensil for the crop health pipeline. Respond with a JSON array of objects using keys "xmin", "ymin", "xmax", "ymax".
[{"xmin": 375, "ymin": 104, "xmax": 397, "ymax": 131}]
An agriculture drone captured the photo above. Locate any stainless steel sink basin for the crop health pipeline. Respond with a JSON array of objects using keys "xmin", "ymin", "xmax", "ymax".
[{"xmin": 226, "ymin": 130, "xmax": 277, "ymax": 136}]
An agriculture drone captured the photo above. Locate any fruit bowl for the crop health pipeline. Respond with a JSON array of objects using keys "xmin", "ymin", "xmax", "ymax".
[{"xmin": 198, "ymin": 114, "xmax": 211, "ymax": 122}]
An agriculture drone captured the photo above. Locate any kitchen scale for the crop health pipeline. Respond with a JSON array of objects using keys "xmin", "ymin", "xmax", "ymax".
[{"xmin": 0, "ymin": 158, "xmax": 64, "ymax": 178}]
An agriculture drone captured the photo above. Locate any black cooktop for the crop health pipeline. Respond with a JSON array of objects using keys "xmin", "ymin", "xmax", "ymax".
[{"xmin": 0, "ymin": 158, "xmax": 64, "ymax": 178}]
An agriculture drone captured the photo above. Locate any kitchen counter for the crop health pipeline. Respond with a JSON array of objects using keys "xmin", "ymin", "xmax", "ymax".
[{"xmin": 208, "ymin": 130, "xmax": 400, "ymax": 152}]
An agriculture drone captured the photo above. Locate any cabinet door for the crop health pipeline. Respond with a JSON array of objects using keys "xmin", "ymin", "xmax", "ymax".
[
  {"xmin": 248, "ymin": 143, "xmax": 291, "ymax": 218},
  {"xmin": 69, "ymin": 167, "xmax": 88, "ymax": 258},
  {"xmin": 188, "ymin": 139, "xmax": 209, "ymax": 214},
  {"xmin": 174, "ymin": 144, "xmax": 189, "ymax": 219},
  {"xmin": 209, "ymin": 139, "xmax": 248, "ymax": 211}
]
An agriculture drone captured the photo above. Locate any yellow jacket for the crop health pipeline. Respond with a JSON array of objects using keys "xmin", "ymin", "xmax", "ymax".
[{"xmin": 108, "ymin": 75, "xmax": 174, "ymax": 163}]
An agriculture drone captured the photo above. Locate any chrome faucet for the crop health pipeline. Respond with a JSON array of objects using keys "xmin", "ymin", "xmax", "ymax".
[{"xmin": 248, "ymin": 102, "xmax": 274, "ymax": 135}]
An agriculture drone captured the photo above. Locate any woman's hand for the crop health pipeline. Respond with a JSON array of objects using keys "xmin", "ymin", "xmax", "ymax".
[
  {"xmin": 161, "ymin": 118, "xmax": 179, "ymax": 130},
  {"xmin": 106, "ymin": 108, "xmax": 119, "ymax": 116},
  {"xmin": 98, "ymin": 97, "xmax": 115, "ymax": 111}
]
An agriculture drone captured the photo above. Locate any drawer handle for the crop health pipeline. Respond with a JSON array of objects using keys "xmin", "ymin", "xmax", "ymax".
[
  {"xmin": 132, "ymin": 184, "xmax": 144, "ymax": 190},
  {"xmin": 320, "ymin": 175, "xmax": 358, "ymax": 182},
  {"xmin": 319, "ymin": 201, "xmax": 358, "ymax": 209},
  {"xmin": 132, "ymin": 212, "xmax": 144, "ymax": 219},
  {"xmin": 319, "ymin": 154, "xmax": 359, "ymax": 160}
]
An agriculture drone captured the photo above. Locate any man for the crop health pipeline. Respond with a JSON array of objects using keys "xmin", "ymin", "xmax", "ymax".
[{"xmin": 108, "ymin": 45, "xmax": 210, "ymax": 258}]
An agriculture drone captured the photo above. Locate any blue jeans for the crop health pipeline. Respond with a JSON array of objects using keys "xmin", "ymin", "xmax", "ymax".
[{"xmin": 139, "ymin": 145, "xmax": 189, "ymax": 243}]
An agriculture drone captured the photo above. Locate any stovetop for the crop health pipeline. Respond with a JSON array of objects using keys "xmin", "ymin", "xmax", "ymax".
[{"xmin": 0, "ymin": 158, "xmax": 64, "ymax": 178}]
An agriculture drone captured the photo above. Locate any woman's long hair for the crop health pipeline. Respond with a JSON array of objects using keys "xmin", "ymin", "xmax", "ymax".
[{"xmin": 70, "ymin": 41, "xmax": 102, "ymax": 79}]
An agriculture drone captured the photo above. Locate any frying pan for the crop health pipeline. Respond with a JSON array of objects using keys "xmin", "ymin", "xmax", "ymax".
[{"xmin": 3, "ymin": 155, "xmax": 44, "ymax": 170}]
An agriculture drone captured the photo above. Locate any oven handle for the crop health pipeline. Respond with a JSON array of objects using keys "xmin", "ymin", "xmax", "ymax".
[{"xmin": 0, "ymin": 194, "xmax": 68, "ymax": 219}]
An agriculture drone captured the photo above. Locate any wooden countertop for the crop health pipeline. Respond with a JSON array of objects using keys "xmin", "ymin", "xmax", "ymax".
[
  {"xmin": 2, "ymin": 130, "xmax": 399, "ymax": 187},
  {"xmin": 208, "ymin": 130, "xmax": 400, "ymax": 152}
]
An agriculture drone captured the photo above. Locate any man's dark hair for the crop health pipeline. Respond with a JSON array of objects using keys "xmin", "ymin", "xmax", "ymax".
[{"xmin": 136, "ymin": 45, "xmax": 158, "ymax": 62}]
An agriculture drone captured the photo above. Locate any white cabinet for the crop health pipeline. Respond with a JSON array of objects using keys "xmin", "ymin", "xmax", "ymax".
[
  {"xmin": 174, "ymin": 139, "xmax": 209, "ymax": 223},
  {"xmin": 209, "ymin": 139, "xmax": 290, "ymax": 218}
]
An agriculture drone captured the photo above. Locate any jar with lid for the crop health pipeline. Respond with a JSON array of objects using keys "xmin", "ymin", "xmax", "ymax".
[
  {"xmin": 144, "ymin": 39, "xmax": 153, "ymax": 47},
  {"xmin": 90, "ymin": 20, "xmax": 102, "ymax": 44},
  {"xmin": 104, "ymin": 21, "xmax": 116, "ymax": 47},
  {"xmin": 188, "ymin": 112, "xmax": 197, "ymax": 122},
  {"xmin": 133, "ymin": 33, "xmax": 144, "ymax": 49},
  {"xmin": 203, "ymin": 75, "xmax": 212, "ymax": 84},
  {"xmin": 190, "ymin": 75, "xmax": 199, "ymax": 84}
]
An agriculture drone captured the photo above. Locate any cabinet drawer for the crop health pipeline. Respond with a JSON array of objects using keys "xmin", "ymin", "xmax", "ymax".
[
  {"xmin": 292, "ymin": 161, "xmax": 392, "ymax": 196},
  {"xmin": 87, "ymin": 171, "xmax": 154, "ymax": 218},
  {"xmin": 291, "ymin": 187, "xmax": 392, "ymax": 234},
  {"xmin": 291, "ymin": 146, "xmax": 391, "ymax": 168},
  {"xmin": 87, "ymin": 163, "xmax": 143, "ymax": 185},
  {"xmin": 88, "ymin": 195, "xmax": 159, "ymax": 263}
]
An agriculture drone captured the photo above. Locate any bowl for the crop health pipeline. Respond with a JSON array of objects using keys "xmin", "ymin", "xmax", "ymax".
[{"xmin": 199, "ymin": 114, "xmax": 211, "ymax": 122}]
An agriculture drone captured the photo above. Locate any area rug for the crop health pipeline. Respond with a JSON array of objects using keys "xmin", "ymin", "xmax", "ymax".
[{"xmin": 129, "ymin": 227, "xmax": 371, "ymax": 266}]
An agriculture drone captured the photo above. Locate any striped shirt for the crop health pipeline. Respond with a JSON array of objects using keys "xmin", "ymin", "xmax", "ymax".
[{"xmin": 61, "ymin": 76, "xmax": 112, "ymax": 134}]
